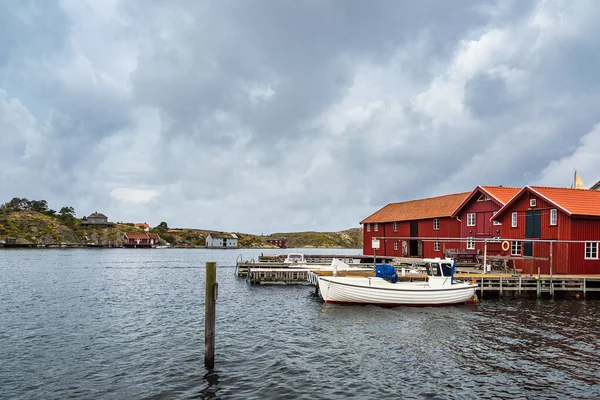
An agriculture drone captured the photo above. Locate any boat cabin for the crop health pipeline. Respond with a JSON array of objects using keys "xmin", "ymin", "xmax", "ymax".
[{"xmin": 284, "ymin": 253, "xmax": 305, "ymax": 264}]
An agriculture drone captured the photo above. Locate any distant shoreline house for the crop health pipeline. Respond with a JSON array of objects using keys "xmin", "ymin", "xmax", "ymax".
[
  {"xmin": 136, "ymin": 222, "xmax": 150, "ymax": 232},
  {"xmin": 81, "ymin": 211, "xmax": 114, "ymax": 227},
  {"xmin": 123, "ymin": 233, "xmax": 161, "ymax": 248},
  {"xmin": 205, "ymin": 233, "xmax": 238, "ymax": 249},
  {"xmin": 267, "ymin": 237, "xmax": 288, "ymax": 248}
]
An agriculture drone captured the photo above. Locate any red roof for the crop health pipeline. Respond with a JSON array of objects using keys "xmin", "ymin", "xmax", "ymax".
[
  {"xmin": 451, "ymin": 186, "xmax": 520, "ymax": 217},
  {"xmin": 493, "ymin": 186, "xmax": 600, "ymax": 219},
  {"xmin": 480, "ymin": 186, "xmax": 521, "ymax": 205},
  {"xmin": 136, "ymin": 222, "xmax": 150, "ymax": 228},
  {"xmin": 361, "ymin": 192, "xmax": 470, "ymax": 224},
  {"xmin": 125, "ymin": 233, "xmax": 152, "ymax": 239}
]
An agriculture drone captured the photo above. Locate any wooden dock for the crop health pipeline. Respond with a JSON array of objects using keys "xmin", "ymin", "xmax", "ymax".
[{"xmin": 243, "ymin": 267, "xmax": 600, "ymax": 299}]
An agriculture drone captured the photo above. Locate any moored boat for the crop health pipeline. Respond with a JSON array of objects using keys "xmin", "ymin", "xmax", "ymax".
[{"xmin": 316, "ymin": 258, "xmax": 476, "ymax": 306}]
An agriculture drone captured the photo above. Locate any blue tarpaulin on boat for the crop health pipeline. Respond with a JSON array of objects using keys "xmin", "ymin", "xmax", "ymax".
[{"xmin": 375, "ymin": 264, "xmax": 398, "ymax": 283}]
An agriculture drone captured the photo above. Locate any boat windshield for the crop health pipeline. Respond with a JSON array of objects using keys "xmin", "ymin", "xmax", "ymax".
[
  {"xmin": 287, "ymin": 254, "xmax": 303, "ymax": 262},
  {"xmin": 440, "ymin": 263, "xmax": 453, "ymax": 277},
  {"xmin": 426, "ymin": 263, "xmax": 442, "ymax": 276}
]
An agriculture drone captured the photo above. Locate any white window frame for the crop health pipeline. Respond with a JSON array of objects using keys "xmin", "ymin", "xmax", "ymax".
[
  {"xmin": 493, "ymin": 211, "xmax": 501, "ymax": 226},
  {"xmin": 366, "ymin": 223, "xmax": 370, "ymax": 232},
  {"xmin": 466, "ymin": 237, "xmax": 475, "ymax": 250},
  {"xmin": 530, "ymin": 199, "xmax": 537, "ymax": 207},
  {"xmin": 585, "ymin": 242, "xmax": 598, "ymax": 260},
  {"xmin": 511, "ymin": 212, "xmax": 518, "ymax": 227},
  {"xmin": 467, "ymin": 213, "xmax": 476, "ymax": 227},
  {"xmin": 477, "ymin": 194, "xmax": 490, "ymax": 201},
  {"xmin": 374, "ymin": 223, "xmax": 379, "ymax": 232},
  {"xmin": 433, "ymin": 218, "xmax": 439, "ymax": 231},
  {"xmin": 393, "ymin": 222, "xmax": 398, "ymax": 232},
  {"xmin": 434, "ymin": 241, "xmax": 440, "ymax": 252},
  {"xmin": 394, "ymin": 241, "xmax": 398, "ymax": 251},
  {"xmin": 550, "ymin": 209, "xmax": 557, "ymax": 226},
  {"xmin": 511, "ymin": 240, "xmax": 522, "ymax": 256}
]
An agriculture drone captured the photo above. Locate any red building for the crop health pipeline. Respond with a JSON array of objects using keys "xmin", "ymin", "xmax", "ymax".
[
  {"xmin": 267, "ymin": 238, "xmax": 287, "ymax": 248},
  {"xmin": 123, "ymin": 232, "xmax": 161, "ymax": 248},
  {"xmin": 361, "ymin": 192, "xmax": 469, "ymax": 258},
  {"xmin": 492, "ymin": 186, "xmax": 600, "ymax": 274},
  {"xmin": 451, "ymin": 186, "xmax": 520, "ymax": 256}
]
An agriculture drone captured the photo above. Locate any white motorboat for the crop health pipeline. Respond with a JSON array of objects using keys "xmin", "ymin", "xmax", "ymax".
[
  {"xmin": 283, "ymin": 253, "xmax": 306, "ymax": 264},
  {"xmin": 315, "ymin": 258, "xmax": 476, "ymax": 306}
]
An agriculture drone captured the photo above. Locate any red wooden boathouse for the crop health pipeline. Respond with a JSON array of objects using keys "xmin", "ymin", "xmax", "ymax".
[
  {"xmin": 123, "ymin": 232, "xmax": 161, "ymax": 248},
  {"xmin": 491, "ymin": 186, "xmax": 600, "ymax": 274},
  {"xmin": 450, "ymin": 186, "xmax": 520, "ymax": 256},
  {"xmin": 361, "ymin": 192, "xmax": 469, "ymax": 258}
]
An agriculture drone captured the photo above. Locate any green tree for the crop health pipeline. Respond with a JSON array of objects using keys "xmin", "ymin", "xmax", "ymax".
[
  {"xmin": 30, "ymin": 200, "xmax": 49, "ymax": 213},
  {"xmin": 59, "ymin": 206, "xmax": 76, "ymax": 219},
  {"xmin": 156, "ymin": 221, "xmax": 169, "ymax": 231}
]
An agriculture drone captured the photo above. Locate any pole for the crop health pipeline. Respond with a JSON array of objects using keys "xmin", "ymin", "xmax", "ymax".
[
  {"xmin": 205, "ymin": 261, "xmax": 217, "ymax": 369},
  {"xmin": 549, "ymin": 242, "xmax": 553, "ymax": 297},
  {"xmin": 373, "ymin": 246, "xmax": 376, "ymax": 268},
  {"xmin": 483, "ymin": 239, "xmax": 488, "ymax": 275}
]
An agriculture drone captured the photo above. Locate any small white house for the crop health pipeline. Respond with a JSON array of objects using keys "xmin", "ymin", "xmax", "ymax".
[{"xmin": 205, "ymin": 233, "xmax": 238, "ymax": 249}]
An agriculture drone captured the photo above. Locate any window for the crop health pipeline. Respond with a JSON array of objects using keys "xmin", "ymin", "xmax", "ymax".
[
  {"xmin": 367, "ymin": 223, "xmax": 370, "ymax": 232},
  {"xmin": 434, "ymin": 241, "xmax": 440, "ymax": 252},
  {"xmin": 585, "ymin": 242, "xmax": 598, "ymax": 260},
  {"xmin": 467, "ymin": 237, "xmax": 475, "ymax": 250},
  {"xmin": 477, "ymin": 194, "xmax": 491, "ymax": 201},
  {"xmin": 511, "ymin": 212, "xmax": 518, "ymax": 227},
  {"xmin": 467, "ymin": 213, "xmax": 476, "ymax": 226},
  {"xmin": 433, "ymin": 218, "xmax": 439, "ymax": 230},
  {"xmin": 550, "ymin": 209, "xmax": 557, "ymax": 226},
  {"xmin": 511, "ymin": 241, "xmax": 522, "ymax": 256},
  {"xmin": 393, "ymin": 222, "xmax": 398, "ymax": 232},
  {"xmin": 530, "ymin": 199, "xmax": 537, "ymax": 207},
  {"xmin": 374, "ymin": 223, "xmax": 379, "ymax": 232},
  {"xmin": 394, "ymin": 241, "xmax": 399, "ymax": 251},
  {"xmin": 493, "ymin": 211, "xmax": 501, "ymax": 226}
]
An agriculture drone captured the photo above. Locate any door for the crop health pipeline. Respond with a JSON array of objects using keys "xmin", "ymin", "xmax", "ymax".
[
  {"xmin": 524, "ymin": 210, "xmax": 540, "ymax": 257},
  {"xmin": 525, "ymin": 211, "xmax": 541, "ymax": 238},
  {"xmin": 410, "ymin": 221, "xmax": 419, "ymax": 256},
  {"xmin": 523, "ymin": 242, "xmax": 533, "ymax": 257}
]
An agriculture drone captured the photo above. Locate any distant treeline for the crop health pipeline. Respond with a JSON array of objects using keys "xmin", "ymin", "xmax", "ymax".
[{"xmin": 0, "ymin": 197, "xmax": 76, "ymax": 220}]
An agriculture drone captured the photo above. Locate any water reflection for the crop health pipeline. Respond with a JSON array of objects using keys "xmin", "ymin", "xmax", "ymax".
[{"xmin": 1, "ymin": 249, "xmax": 600, "ymax": 400}]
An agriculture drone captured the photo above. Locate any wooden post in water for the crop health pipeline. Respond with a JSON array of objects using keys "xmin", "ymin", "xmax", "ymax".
[{"xmin": 205, "ymin": 261, "xmax": 217, "ymax": 369}]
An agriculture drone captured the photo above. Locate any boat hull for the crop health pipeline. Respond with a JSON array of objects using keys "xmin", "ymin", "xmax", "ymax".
[{"xmin": 317, "ymin": 276, "xmax": 476, "ymax": 306}]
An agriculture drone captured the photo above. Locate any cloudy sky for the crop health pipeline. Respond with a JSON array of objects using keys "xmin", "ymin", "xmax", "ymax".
[{"xmin": 1, "ymin": 0, "xmax": 599, "ymax": 233}]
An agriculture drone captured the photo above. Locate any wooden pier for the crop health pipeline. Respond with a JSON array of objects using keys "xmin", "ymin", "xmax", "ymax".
[{"xmin": 243, "ymin": 267, "xmax": 600, "ymax": 299}]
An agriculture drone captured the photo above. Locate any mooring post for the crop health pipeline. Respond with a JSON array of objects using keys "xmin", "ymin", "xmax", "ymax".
[
  {"xmin": 483, "ymin": 239, "xmax": 488, "ymax": 275},
  {"xmin": 549, "ymin": 242, "xmax": 554, "ymax": 297},
  {"xmin": 205, "ymin": 261, "xmax": 217, "ymax": 369}
]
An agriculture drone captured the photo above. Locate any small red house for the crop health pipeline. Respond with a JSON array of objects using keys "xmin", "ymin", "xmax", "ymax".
[
  {"xmin": 123, "ymin": 232, "xmax": 161, "ymax": 248},
  {"xmin": 451, "ymin": 185, "xmax": 520, "ymax": 256},
  {"xmin": 267, "ymin": 238, "xmax": 287, "ymax": 248},
  {"xmin": 361, "ymin": 192, "xmax": 469, "ymax": 258},
  {"xmin": 491, "ymin": 186, "xmax": 600, "ymax": 274}
]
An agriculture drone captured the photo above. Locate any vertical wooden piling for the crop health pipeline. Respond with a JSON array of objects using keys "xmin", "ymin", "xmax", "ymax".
[
  {"xmin": 549, "ymin": 242, "xmax": 554, "ymax": 297},
  {"xmin": 480, "ymin": 277, "xmax": 484, "ymax": 299},
  {"xmin": 583, "ymin": 278, "xmax": 587, "ymax": 299},
  {"xmin": 205, "ymin": 261, "xmax": 217, "ymax": 369}
]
